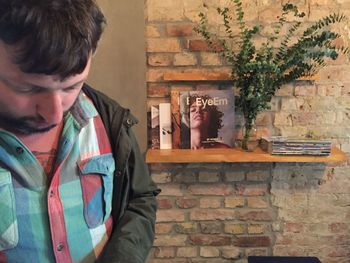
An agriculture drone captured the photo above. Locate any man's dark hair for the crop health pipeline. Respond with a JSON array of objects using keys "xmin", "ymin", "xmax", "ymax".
[{"xmin": 0, "ymin": 0, "xmax": 106, "ymax": 78}]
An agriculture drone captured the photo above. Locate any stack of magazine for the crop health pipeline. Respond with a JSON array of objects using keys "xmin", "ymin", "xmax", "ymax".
[{"xmin": 260, "ymin": 136, "xmax": 332, "ymax": 156}]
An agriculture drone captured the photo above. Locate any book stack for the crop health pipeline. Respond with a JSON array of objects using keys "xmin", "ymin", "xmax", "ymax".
[
  {"xmin": 150, "ymin": 89, "xmax": 235, "ymax": 150},
  {"xmin": 260, "ymin": 136, "xmax": 332, "ymax": 156}
]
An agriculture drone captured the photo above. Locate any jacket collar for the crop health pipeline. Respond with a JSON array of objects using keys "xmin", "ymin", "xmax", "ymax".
[{"xmin": 69, "ymin": 91, "xmax": 98, "ymax": 128}]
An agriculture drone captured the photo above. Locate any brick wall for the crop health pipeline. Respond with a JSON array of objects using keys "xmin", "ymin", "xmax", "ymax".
[{"xmin": 145, "ymin": 0, "xmax": 350, "ymax": 262}]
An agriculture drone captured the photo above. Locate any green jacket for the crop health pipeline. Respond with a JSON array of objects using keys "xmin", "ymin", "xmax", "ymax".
[{"xmin": 83, "ymin": 85, "xmax": 160, "ymax": 263}]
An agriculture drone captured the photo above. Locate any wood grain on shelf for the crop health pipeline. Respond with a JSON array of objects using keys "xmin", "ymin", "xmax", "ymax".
[
  {"xmin": 163, "ymin": 72, "xmax": 319, "ymax": 81},
  {"xmin": 146, "ymin": 147, "xmax": 346, "ymax": 163},
  {"xmin": 163, "ymin": 71, "xmax": 231, "ymax": 81}
]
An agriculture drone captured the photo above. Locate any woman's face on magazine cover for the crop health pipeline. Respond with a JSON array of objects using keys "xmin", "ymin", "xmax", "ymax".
[{"xmin": 190, "ymin": 103, "xmax": 211, "ymax": 129}]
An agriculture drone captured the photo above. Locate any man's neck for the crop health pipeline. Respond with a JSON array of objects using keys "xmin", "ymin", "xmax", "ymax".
[
  {"xmin": 16, "ymin": 121, "xmax": 64, "ymax": 153},
  {"xmin": 20, "ymin": 121, "xmax": 64, "ymax": 177}
]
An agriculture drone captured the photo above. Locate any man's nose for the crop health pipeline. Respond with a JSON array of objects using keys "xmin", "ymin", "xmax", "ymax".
[{"xmin": 36, "ymin": 91, "xmax": 63, "ymax": 125}]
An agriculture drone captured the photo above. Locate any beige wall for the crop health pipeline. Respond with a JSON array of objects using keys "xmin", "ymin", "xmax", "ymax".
[{"xmin": 87, "ymin": 0, "xmax": 147, "ymax": 152}]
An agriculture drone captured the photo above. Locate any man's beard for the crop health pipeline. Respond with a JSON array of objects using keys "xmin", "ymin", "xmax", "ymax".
[
  {"xmin": 0, "ymin": 114, "xmax": 58, "ymax": 134},
  {"xmin": 0, "ymin": 97, "xmax": 79, "ymax": 135}
]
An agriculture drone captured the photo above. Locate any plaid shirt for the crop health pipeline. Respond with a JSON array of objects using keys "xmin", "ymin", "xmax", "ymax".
[{"xmin": 0, "ymin": 92, "xmax": 114, "ymax": 263}]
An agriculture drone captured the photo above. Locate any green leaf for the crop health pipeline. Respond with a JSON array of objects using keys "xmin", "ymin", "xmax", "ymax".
[{"xmin": 194, "ymin": 0, "xmax": 349, "ymax": 124}]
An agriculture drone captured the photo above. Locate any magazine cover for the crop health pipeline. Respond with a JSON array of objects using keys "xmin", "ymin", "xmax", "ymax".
[{"xmin": 180, "ymin": 90, "xmax": 235, "ymax": 149}]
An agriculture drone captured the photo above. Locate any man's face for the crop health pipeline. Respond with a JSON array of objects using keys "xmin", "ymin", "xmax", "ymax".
[{"xmin": 0, "ymin": 41, "xmax": 91, "ymax": 135}]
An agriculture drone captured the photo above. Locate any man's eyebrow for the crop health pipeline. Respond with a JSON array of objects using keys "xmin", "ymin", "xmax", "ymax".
[
  {"xmin": 0, "ymin": 74, "xmax": 20, "ymax": 89},
  {"xmin": 55, "ymin": 79, "xmax": 87, "ymax": 90}
]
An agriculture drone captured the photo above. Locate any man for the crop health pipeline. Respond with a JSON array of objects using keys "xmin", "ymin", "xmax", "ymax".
[{"xmin": 0, "ymin": 1, "xmax": 159, "ymax": 262}]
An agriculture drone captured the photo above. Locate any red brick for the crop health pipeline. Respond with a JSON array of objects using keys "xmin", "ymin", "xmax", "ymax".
[
  {"xmin": 224, "ymin": 223, "xmax": 246, "ymax": 234},
  {"xmin": 341, "ymin": 85, "xmax": 350, "ymax": 96},
  {"xmin": 199, "ymin": 197, "xmax": 222, "ymax": 208},
  {"xmin": 188, "ymin": 39, "xmax": 223, "ymax": 52},
  {"xmin": 274, "ymin": 234, "xmax": 293, "ymax": 245},
  {"xmin": 147, "ymin": 69, "xmax": 165, "ymax": 82},
  {"xmin": 234, "ymin": 236, "xmax": 271, "ymax": 247},
  {"xmin": 148, "ymin": 53, "xmax": 173, "ymax": 67},
  {"xmin": 175, "ymin": 222, "xmax": 197, "ymax": 234},
  {"xmin": 235, "ymin": 184, "xmax": 268, "ymax": 196},
  {"xmin": 328, "ymin": 223, "xmax": 348, "ymax": 233},
  {"xmin": 190, "ymin": 209, "xmax": 236, "ymax": 221},
  {"xmin": 327, "ymin": 246, "xmax": 350, "ymax": 257},
  {"xmin": 154, "ymin": 247, "xmax": 176, "ymax": 258},
  {"xmin": 156, "ymin": 223, "xmax": 173, "ymax": 234},
  {"xmin": 291, "ymin": 112, "xmax": 318, "ymax": 126},
  {"xmin": 332, "ymin": 235, "xmax": 350, "ymax": 246},
  {"xmin": 167, "ymin": 24, "xmax": 193, "ymax": 37},
  {"xmin": 174, "ymin": 173, "xmax": 197, "ymax": 183},
  {"xmin": 225, "ymin": 197, "xmax": 245, "ymax": 208},
  {"xmin": 259, "ymin": 7, "xmax": 294, "ymax": 23},
  {"xmin": 153, "ymin": 235, "xmax": 187, "ymax": 247},
  {"xmin": 246, "ymin": 248, "xmax": 268, "ymax": 256},
  {"xmin": 247, "ymin": 197, "xmax": 268, "ymax": 208},
  {"xmin": 320, "ymin": 66, "xmax": 350, "ymax": 82},
  {"xmin": 157, "ymin": 198, "xmax": 173, "ymax": 209},
  {"xmin": 248, "ymin": 224, "xmax": 266, "ymax": 234},
  {"xmin": 294, "ymin": 83, "xmax": 317, "ymax": 96},
  {"xmin": 188, "ymin": 184, "xmax": 233, "ymax": 196},
  {"xmin": 147, "ymin": 38, "xmax": 181, "ymax": 53},
  {"xmin": 188, "ymin": 39, "xmax": 210, "ymax": 52},
  {"xmin": 157, "ymin": 210, "xmax": 185, "ymax": 222},
  {"xmin": 189, "ymin": 234, "xmax": 232, "ymax": 246},
  {"xmin": 221, "ymin": 246, "xmax": 241, "ymax": 259},
  {"xmin": 275, "ymin": 84, "xmax": 294, "ymax": 96},
  {"xmin": 254, "ymin": 114, "xmax": 272, "ymax": 128},
  {"xmin": 149, "ymin": 164, "xmax": 182, "ymax": 172},
  {"xmin": 236, "ymin": 210, "xmax": 274, "ymax": 221},
  {"xmin": 158, "ymin": 184, "xmax": 183, "ymax": 197},
  {"xmin": 151, "ymin": 172, "xmax": 172, "ymax": 183},
  {"xmin": 176, "ymin": 197, "xmax": 198, "ymax": 208},
  {"xmin": 200, "ymin": 246, "xmax": 220, "ymax": 257},
  {"xmin": 284, "ymin": 222, "xmax": 304, "ymax": 233},
  {"xmin": 200, "ymin": 222, "xmax": 222, "ymax": 234},
  {"xmin": 145, "ymin": 25, "xmax": 161, "ymax": 38},
  {"xmin": 177, "ymin": 247, "xmax": 197, "ymax": 257}
]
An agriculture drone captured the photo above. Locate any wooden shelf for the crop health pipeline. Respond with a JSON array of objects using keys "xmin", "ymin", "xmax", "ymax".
[
  {"xmin": 146, "ymin": 147, "xmax": 346, "ymax": 164},
  {"xmin": 163, "ymin": 72, "xmax": 319, "ymax": 82},
  {"xmin": 163, "ymin": 71, "xmax": 232, "ymax": 81}
]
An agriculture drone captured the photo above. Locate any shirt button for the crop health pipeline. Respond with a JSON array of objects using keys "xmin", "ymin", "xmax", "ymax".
[
  {"xmin": 57, "ymin": 243, "xmax": 64, "ymax": 252},
  {"xmin": 126, "ymin": 118, "xmax": 132, "ymax": 125},
  {"xmin": 49, "ymin": 190, "xmax": 55, "ymax": 197},
  {"xmin": 16, "ymin": 147, "xmax": 24, "ymax": 154}
]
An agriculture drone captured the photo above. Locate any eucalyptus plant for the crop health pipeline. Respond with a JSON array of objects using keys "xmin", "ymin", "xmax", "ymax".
[{"xmin": 194, "ymin": 0, "xmax": 349, "ymax": 150}]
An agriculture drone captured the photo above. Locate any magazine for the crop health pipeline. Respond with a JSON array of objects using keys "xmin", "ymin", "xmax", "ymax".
[
  {"xmin": 179, "ymin": 90, "xmax": 235, "ymax": 149},
  {"xmin": 159, "ymin": 103, "xmax": 172, "ymax": 149},
  {"xmin": 150, "ymin": 105, "xmax": 160, "ymax": 149},
  {"xmin": 179, "ymin": 91, "xmax": 191, "ymax": 148},
  {"xmin": 260, "ymin": 136, "xmax": 332, "ymax": 156},
  {"xmin": 170, "ymin": 90, "xmax": 182, "ymax": 149}
]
